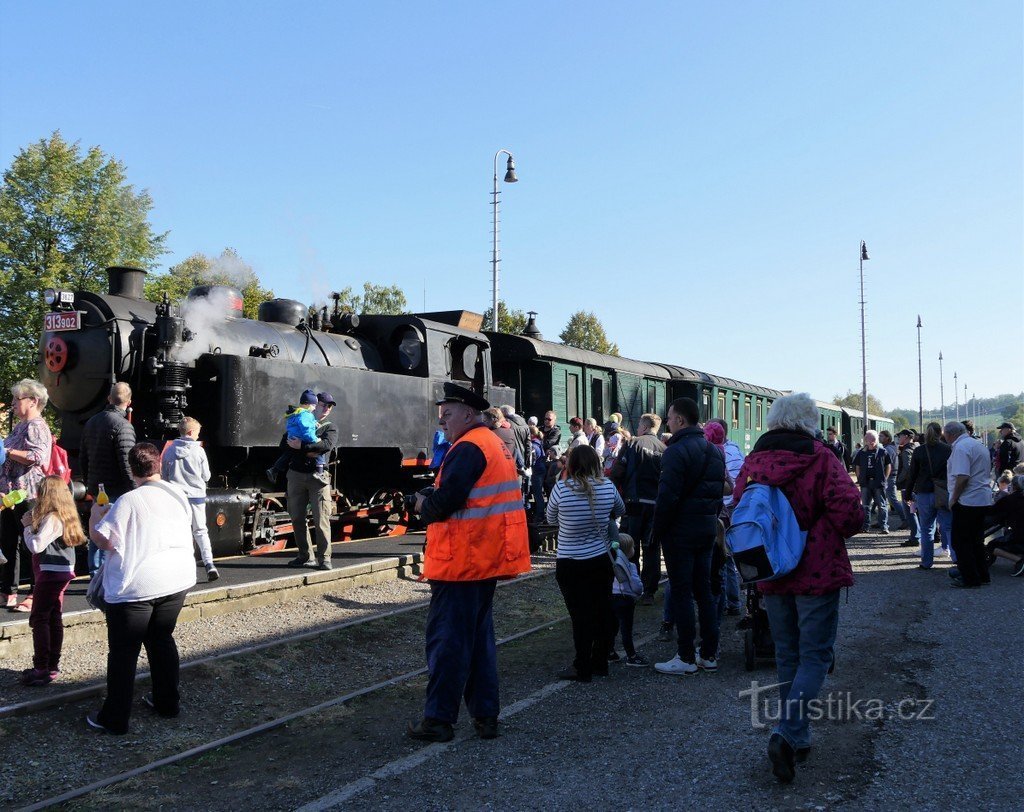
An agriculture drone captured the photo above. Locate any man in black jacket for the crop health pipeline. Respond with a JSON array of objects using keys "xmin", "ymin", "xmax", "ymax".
[
  {"xmin": 652, "ymin": 398, "xmax": 725, "ymax": 676},
  {"xmin": 997, "ymin": 422, "xmax": 1024, "ymax": 473},
  {"xmin": 610, "ymin": 412, "xmax": 665, "ymax": 601},
  {"xmin": 541, "ymin": 411, "xmax": 561, "ymax": 454},
  {"xmin": 895, "ymin": 429, "xmax": 920, "ymax": 547},
  {"xmin": 286, "ymin": 392, "xmax": 338, "ymax": 570},
  {"xmin": 79, "ymin": 382, "xmax": 136, "ymax": 573},
  {"xmin": 825, "ymin": 426, "xmax": 850, "ymax": 470}
]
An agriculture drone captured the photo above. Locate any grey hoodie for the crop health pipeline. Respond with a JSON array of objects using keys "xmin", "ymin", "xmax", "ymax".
[{"xmin": 160, "ymin": 438, "xmax": 211, "ymax": 498}]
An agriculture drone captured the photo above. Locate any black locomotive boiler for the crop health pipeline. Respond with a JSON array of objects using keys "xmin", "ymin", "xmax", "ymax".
[{"xmin": 39, "ymin": 267, "xmax": 511, "ymax": 556}]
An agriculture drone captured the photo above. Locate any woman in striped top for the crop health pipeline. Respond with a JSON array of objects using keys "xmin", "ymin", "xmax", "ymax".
[{"xmin": 546, "ymin": 445, "xmax": 625, "ymax": 682}]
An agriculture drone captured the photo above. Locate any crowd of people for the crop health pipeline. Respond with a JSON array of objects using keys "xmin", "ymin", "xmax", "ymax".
[
  {"xmin": 0, "ymin": 377, "xmax": 340, "ymax": 735},
  {"xmin": 2, "ymin": 374, "xmax": 1021, "ymax": 779}
]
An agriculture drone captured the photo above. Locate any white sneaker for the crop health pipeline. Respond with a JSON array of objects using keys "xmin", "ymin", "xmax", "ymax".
[
  {"xmin": 654, "ymin": 655, "xmax": 698, "ymax": 676},
  {"xmin": 696, "ymin": 655, "xmax": 718, "ymax": 672}
]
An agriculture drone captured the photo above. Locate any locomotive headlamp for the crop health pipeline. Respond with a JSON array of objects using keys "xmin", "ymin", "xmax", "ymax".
[{"xmin": 42, "ymin": 289, "xmax": 75, "ymax": 310}]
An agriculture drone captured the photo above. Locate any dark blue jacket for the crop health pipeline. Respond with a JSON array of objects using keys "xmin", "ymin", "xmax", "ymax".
[{"xmin": 653, "ymin": 426, "xmax": 726, "ymax": 546}]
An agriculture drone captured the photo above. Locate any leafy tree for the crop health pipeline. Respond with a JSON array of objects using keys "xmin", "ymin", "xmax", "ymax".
[
  {"xmin": 0, "ymin": 131, "xmax": 167, "ymax": 385},
  {"xmin": 482, "ymin": 301, "xmax": 528, "ymax": 334},
  {"xmin": 891, "ymin": 413, "xmax": 911, "ymax": 432},
  {"xmin": 832, "ymin": 390, "xmax": 886, "ymax": 416},
  {"xmin": 144, "ymin": 248, "xmax": 273, "ymax": 320},
  {"xmin": 326, "ymin": 282, "xmax": 407, "ymax": 315},
  {"xmin": 559, "ymin": 311, "xmax": 619, "ymax": 356}
]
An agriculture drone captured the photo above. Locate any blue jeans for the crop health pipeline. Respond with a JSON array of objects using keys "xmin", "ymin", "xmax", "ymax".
[
  {"xmin": 87, "ymin": 541, "xmax": 107, "ymax": 576},
  {"xmin": 724, "ymin": 556, "xmax": 742, "ymax": 610},
  {"xmin": 884, "ymin": 477, "xmax": 905, "ymax": 526},
  {"xmin": 903, "ymin": 494, "xmax": 920, "ymax": 542},
  {"xmin": 915, "ymin": 492, "xmax": 954, "ymax": 567},
  {"xmin": 662, "ymin": 539, "xmax": 719, "ymax": 662},
  {"xmin": 860, "ymin": 486, "xmax": 888, "ymax": 530},
  {"xmin": 423, "ymin": 580, "xmax": 499, "ymax": 724},
  {"xmin": 763, "ymin": 591, "xmax": 840, "ymax": 750}
]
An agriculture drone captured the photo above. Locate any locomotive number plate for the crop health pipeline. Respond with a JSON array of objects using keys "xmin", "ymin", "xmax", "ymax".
[{"xmin": 44, "ymin": 311, "xmax": 82, "ymax": 332}]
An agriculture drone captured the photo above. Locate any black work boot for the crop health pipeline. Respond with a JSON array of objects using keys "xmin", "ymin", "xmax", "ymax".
[{"xmin": 407, "ymin": 717, "xmax": 454, "ymax": 743}]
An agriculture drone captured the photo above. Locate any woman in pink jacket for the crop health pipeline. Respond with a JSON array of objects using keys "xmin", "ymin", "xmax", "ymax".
[{"xmin": 732, "ymin": 393, "xmax": 863, "ymax": 785}]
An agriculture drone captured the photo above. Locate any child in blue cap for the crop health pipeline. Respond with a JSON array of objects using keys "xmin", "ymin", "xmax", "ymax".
[{"xmin": 266, "ymin": 389, "xmax": 325, "ymax": 484}]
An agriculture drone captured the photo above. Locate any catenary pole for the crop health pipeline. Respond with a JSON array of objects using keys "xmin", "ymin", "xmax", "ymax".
[
  {"xmin": 859, "ymin": 241, "xmax": 870, "ymax": 428},
  {"xmin": 916, "ymin": 315, "xmax": 923, "ymax": 432},
  {"xmin": 939, "ymin": 352, "xmax": 945, "ymax": 423}
]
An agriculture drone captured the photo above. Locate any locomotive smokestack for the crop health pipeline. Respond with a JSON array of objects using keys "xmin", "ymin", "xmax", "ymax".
[{"xmin": 107, "ymin": 266, "xmax": 147, "ymax": 299}]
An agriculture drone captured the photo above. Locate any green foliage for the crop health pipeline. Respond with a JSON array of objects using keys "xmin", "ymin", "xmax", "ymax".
[
  {"xmin": 0, "ymin": 131, "xmax": 167, "ymax": 386},
  {"xmin": 891, "ymin": 413, "xmax": 911, "ymax": 432},
  {"xmin": 328, "ymin": 282, "xmax": 407, "ymax": 315},
  {"xmin": 482, "ymin": 301, "xmax": 528, "ymax": 334},
  {"xmin": 831, "ymin": 391, "xmax": 886, "ymax": 416},
  {"xmin": 144, "ymin": 248, "xmax": 273, "ymax": 320},
  {"xmin": 1005, "ymin": 402, "xmax": 1024, "ymax": 430},
  {"xmin": 559, "ymin": 311, "xmax": 619, "ymax": 356}
]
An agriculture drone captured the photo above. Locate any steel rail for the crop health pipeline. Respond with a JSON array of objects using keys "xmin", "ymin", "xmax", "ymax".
[
  {"xmin": 0, "ymin": 566, "xmax": 555, "ymax": 720},
  {"xmin": 17, "ymin": 608, "xmax": 571, "ymax": 812}
]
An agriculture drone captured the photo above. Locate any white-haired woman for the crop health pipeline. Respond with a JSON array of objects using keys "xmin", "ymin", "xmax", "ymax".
[
  {"xmin": 731, "ymin": 393, "xmax": 863, "ymax": 784},
  {"xmin": 0, "ymin": 379, "xmax": 53, "ymax": 612}
]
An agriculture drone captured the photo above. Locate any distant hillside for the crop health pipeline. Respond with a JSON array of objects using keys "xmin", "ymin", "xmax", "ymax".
[{"xmin": 888, "ymin": 392, "xmax": 1024, "ymax": 435}]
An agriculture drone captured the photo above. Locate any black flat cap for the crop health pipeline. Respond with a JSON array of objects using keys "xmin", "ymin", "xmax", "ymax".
[
  {"xmin": 997, "ymin": 422, "xmax": 1014, "ymax": 431},
  {"xmin": 436, "ymin": 382, "xmax": 490, "ymax": 412},
  {"xmin": 896, "ymin": 428, "xmax": 915, "ymax": 437}
]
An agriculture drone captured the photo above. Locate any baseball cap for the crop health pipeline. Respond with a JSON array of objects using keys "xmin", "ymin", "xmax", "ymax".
[
  {"xmin": 896, "ymin": 429, "xmax": 914, "ymax": 437},
  {"xmin": 317, "ymin": 392, "xmax": 337, "ymax": 406},
  {"xmin": 997, "ymin": 422, "xmax": 1014, "ymax": 431},
  {"xmin": 299, "ymin": 389, "xmax": 318, "ymax": 405}
]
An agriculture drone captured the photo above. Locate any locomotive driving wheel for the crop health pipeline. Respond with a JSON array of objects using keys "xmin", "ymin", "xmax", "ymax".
[{"xmin": 247, "ymin": 496, "xmax": 286, "ymax": 554}]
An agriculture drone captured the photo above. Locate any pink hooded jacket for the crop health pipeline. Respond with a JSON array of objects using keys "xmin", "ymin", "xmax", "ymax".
[{"xmin": 732, "ymin": 429, "xmax": 864, "ymax": 596}]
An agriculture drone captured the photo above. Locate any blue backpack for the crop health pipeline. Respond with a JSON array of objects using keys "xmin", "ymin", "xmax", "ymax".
[{"xmin": 725, "ymin": 483, "xmax": 807, "ymax": 584}]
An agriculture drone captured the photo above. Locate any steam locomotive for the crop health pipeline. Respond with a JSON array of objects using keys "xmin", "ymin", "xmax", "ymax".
[{"xmin": 39, "ymin": 267, "xmax": 511, "ymax": 556}]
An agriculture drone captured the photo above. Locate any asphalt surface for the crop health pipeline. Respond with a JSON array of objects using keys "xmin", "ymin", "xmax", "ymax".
[{"xmin": 330, "ymin": 529, "xmax": 1022, "ymax": 811}]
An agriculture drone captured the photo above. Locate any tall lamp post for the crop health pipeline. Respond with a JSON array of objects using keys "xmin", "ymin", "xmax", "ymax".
[
  {"xmin": 964, "ymin": 383, "xmax": 968, "ymax": 428},
  {"xmin": 858, "ymin": 241, "xmax": 870, "ymax": 428},
  {"xmin": 954, "ymin": 371, "xmax": 959, "ymax": 421},
  {"xmin": 939, "ymin": 352, "xmax": 945, "ymax": 423},
  {"xmin": 916, "ymin": 315, "xmax": 923, "ymax": 432},
  {"xmin": 490, "ymin": 149, "xmax": 518, "ymax": 331}
]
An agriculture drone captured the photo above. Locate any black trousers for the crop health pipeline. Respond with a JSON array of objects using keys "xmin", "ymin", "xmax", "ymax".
[
  {"xmin": 951, "ymin": 504, "xmax": 990, "ymax": 586},
  {"xmin": 626, "ymin": 504, "xmax": 659, "ymax": 596},
  {"xmin": 611, "ymin": 594, "xmax": 637, "ymax": 657},
  {"xmin": 555, "ymin": 555, "xmax": 615, "ymax": 679},
  {"xmin": 0, "ymin": 502, "xmax": 31, "ymax": 595},
  {"xmin": 98, "ymin": 590, "xmax": 188, "ymax": 734}
]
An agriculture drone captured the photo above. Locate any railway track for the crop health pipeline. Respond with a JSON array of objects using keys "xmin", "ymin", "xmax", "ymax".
[{"xmin": 9, "ymin": 565, "xmax": 567, "ymax": 810}]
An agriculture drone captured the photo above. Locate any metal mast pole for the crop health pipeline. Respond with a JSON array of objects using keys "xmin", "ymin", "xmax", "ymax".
[
  {"xmin": 954, "ymin": 371, "xmax": 959, "ymax": 421},
  {"xmin": 916, "ymin": 315, "xmax": 923, "ymax": 432},
  {"xmin": 964, "ymin": 383, "xmax": 968, "ymax": 428},
  {"xmin": 859, "ymin": 241, "xmax": 869, "ymax": 428},
  {"xmin": 939, "ymin": 352, "xmax": 945, "ymax": 423}
]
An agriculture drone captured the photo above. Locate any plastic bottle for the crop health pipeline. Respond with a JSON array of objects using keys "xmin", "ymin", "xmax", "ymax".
[
  {"xmin": 0, "ymin": 490, "xmax": 27, "ymax": 510},
  {"xmin": 96, "ymin": 484, "xmax": 109, "ymax": 506}
]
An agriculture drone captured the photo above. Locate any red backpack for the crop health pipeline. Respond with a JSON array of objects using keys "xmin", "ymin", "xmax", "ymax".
[{"xmin": 45, "ymin": 442, "xmax": 72, "ymax": 484}]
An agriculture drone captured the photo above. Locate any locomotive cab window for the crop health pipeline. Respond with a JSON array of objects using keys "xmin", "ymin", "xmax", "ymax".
[
  {"xmin": 449, "ymin": 338, "xmax": 484, "ymax": 388},
  {"xmin": 394, "ymin": 326, "xmax": 424, "ymax": 372}
]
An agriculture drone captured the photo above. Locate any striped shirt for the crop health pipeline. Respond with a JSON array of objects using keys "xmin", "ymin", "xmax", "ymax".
[{"xmin": 546, "ymin": 477, "xmax": 625, "ymax": 560}]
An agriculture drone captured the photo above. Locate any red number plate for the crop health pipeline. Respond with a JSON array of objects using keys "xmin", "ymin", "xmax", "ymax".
[{"xmin": 44, "ymin": 311, "xmax": 82, "ymax": 332}]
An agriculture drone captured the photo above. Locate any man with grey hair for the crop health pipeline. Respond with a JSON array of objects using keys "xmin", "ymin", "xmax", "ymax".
[
  {"xmin": 79, "ymin": 382, "xmax": 136, "ymax": 573},
  {"xmin": 852, "ymin": 430, "xmax": 890, "ymax": 534},
  {"xmin": 943, "ymin": 420, "xmax": 994, "ymax": 587}
]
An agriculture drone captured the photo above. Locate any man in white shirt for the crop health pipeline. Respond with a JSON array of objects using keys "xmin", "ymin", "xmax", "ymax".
[{"xmin": 943, "ymin": 421, "xmax": 994, "ymax": 588}]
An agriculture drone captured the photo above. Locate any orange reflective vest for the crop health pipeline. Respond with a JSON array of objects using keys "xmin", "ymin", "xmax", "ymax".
[{"xmin": 423, "ymin": 425, "xmax": 531, "ymax": 581}]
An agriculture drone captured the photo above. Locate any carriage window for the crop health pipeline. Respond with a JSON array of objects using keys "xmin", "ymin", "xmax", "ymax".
[
  {"xmin": 717, "ymin": 393, "xmax": 726, "ymax": 419},
  {"xmin": 647, "ymin": 384, "xmax": 657, "ymax": 413},
  {"xmin": 744, "ymin": 397, "xmax": 752, "ymax": 429},
  {"xmin": 591, "ymin": 379, "xmax": 604, "ymax": 422},
  {"xmin": 731, "ymin": 397, "xmax": 740, "ymax": 429},
  {"xmin": 702, "ymin": 392, "xmax": 712, "ymax": 422},
  {"xmin": 566, "ymin": 373, "xmax": 579, "ymax": 419},
  {"xmin": 756, "ymin": 401, "xmax": 763, "ymax": 430}
]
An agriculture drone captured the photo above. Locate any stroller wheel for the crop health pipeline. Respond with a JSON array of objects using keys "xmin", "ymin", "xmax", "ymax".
[{"xmin": 744, "ymin": 628, "xmax": 756, "ymax": 671}]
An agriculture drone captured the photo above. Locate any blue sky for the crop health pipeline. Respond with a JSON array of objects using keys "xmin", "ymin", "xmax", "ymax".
[{"xmin": 2, "ymin": 1, "xmax": 1021, "ymax": 411}]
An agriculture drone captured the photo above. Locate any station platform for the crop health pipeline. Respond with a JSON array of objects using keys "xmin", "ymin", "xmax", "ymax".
[{"xmin": 0, "ymin": 533, "xmax": 429, "ymax": 659}]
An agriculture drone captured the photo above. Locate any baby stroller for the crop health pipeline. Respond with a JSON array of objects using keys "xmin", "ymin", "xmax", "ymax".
[{"xmin": 737, "ymin": 583, "xmax": 775, "ymax": 671}]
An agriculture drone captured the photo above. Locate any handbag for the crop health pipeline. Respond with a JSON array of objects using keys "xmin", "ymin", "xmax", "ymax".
[
  {"xmin": 924, "ymin": 445, "xmax": 949, "ymax": 510},
  {"xmin": 85, "ymin": 563, "xmax": 108, "ymax": 612}
]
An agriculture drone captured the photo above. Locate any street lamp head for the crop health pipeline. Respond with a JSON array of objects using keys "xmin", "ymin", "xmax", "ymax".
[
  {"xmin": 917, "ymin": 315, "xmax": 922, "ymax": 328},
  {"xmin": 860, "ymin": 241, "xmax": 869, "ymax": 261},
  {"xmin": 504, "ymin": 156, "xmax": 518, "ymax": 183}
]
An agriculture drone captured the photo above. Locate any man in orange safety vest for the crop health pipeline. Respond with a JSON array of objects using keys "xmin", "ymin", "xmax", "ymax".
[{"xmin": 407, "ymin": 383, "xmax": 531, "ymax": 743}]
